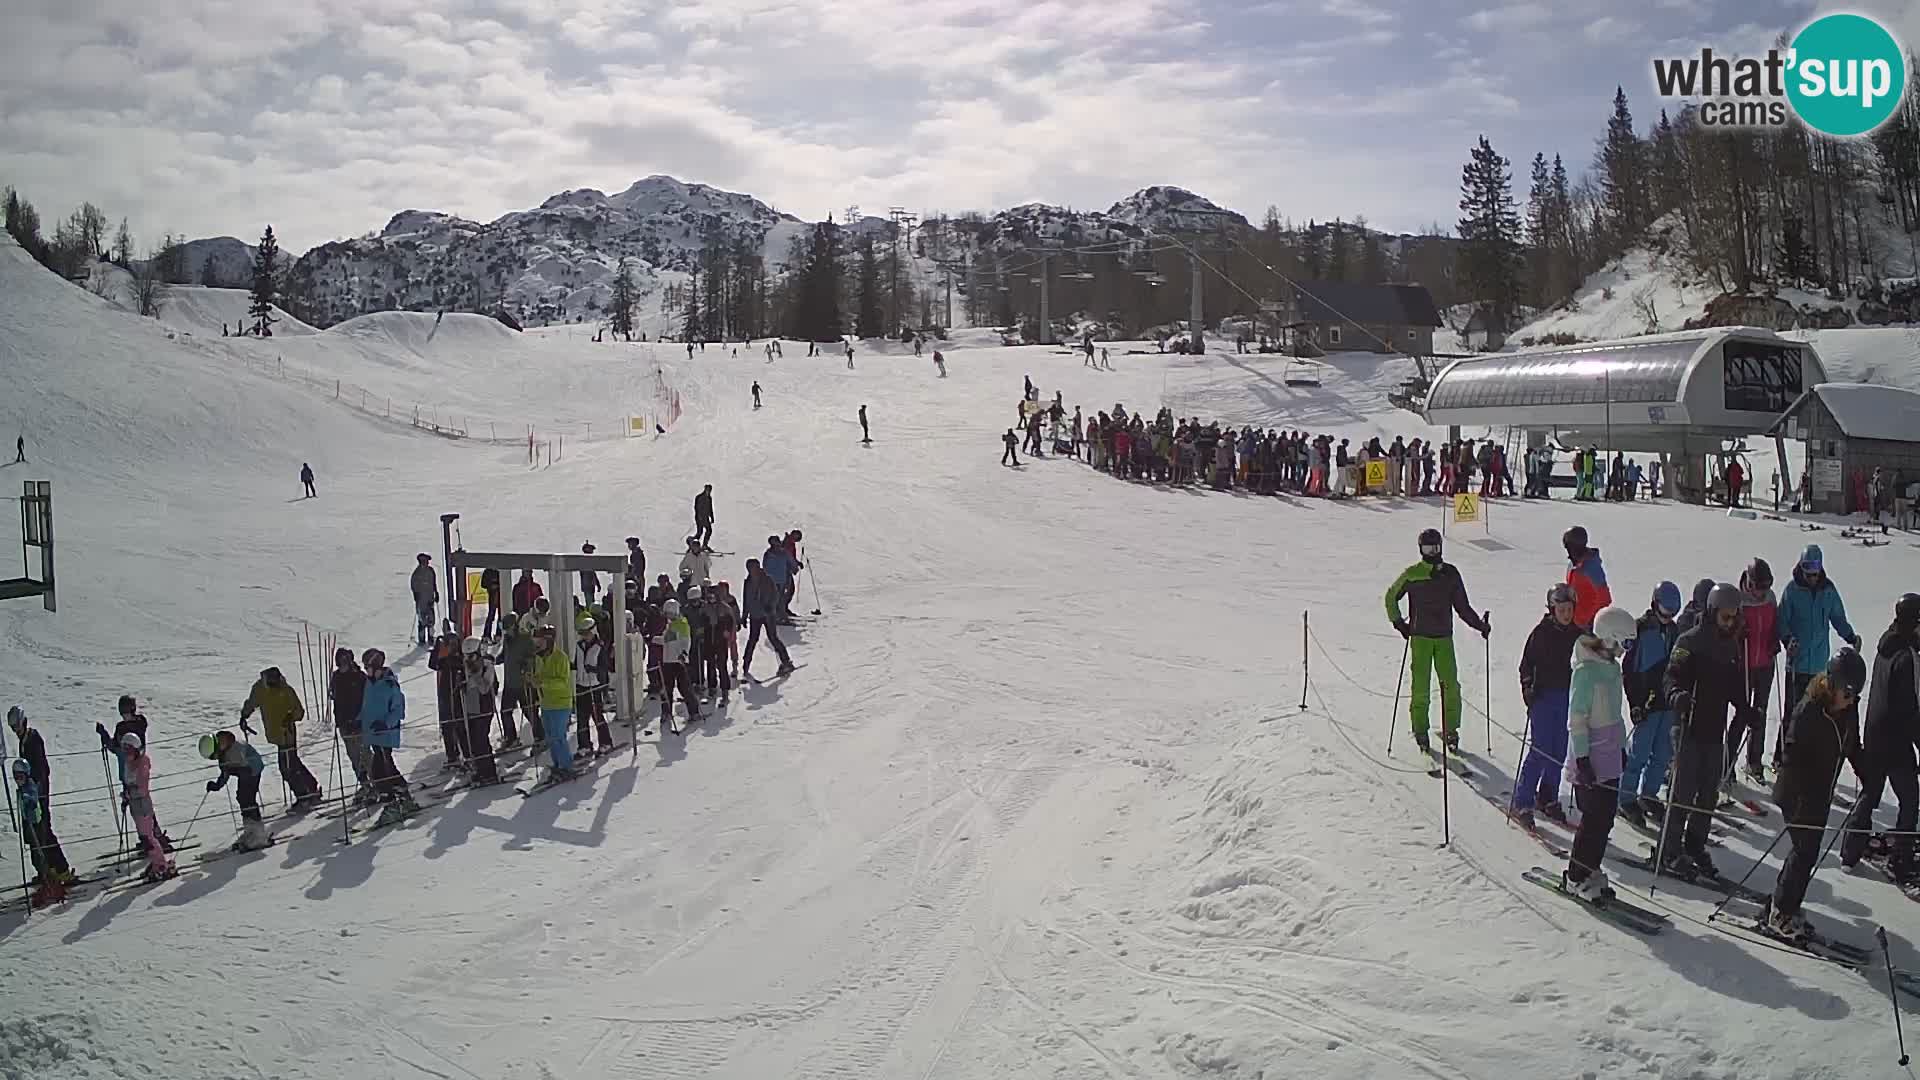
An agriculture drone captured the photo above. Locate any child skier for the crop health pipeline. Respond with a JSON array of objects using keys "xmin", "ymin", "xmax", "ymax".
[
  {"xmin": 119, "ymin": 733, "xmax": 176, "ymax": 881},
  {"xmin": 1512, "ymin": 584, "xmax": 1584, "ymax": 827},
  {"xmin": 12, "ymin": 759, "xmax": 74, "ymax": 905},
  {"xmin": 1562, "ymin": 606, "xmax": 1635, "ymax": 900},
  {"xmin": 1618, "ymin": 582, "xmax": 1683, "ymax": 830},
  {"xmin": 1727, "ymin": 558, "xmax": 1780, "ymax": 789},
  {"xmin": 204, "ymin": 729, "xmax": 271, "ymax": 851},
  {"xmin": 1771, "ymin": 647, "xmax": 1866, "ymax": 940},
  {"xmin": 573, "ymin": 615, "xmax": 615, "ymax": 756}
]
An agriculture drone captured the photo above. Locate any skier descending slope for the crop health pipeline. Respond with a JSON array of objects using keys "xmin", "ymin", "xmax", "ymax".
[
  {"xmin": 1660, "ymin": 583, "xmax": 1747, "ymax": 879},
  {"xmin": 1562, "ymin": 606, "xmax": 1635, "ymax": 901},
  {"xmin": 1512, "ymin": 584, "xmax": 1583, "ymax": 828},
  {"xmin": 1384, "ymin": 529, "xmax": 1492, "ymax": 754},
  {"xmin": 1618, "ymin": 582, "xmax": 1683, "ymax": 830},
  {"xmin": 1772, "ymin": 647, "xmax": 1866, "ymax": 941}
]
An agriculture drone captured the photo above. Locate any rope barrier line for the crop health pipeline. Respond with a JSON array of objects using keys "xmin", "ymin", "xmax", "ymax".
[
  {"xmin": 1304, "ymin": 676, "xmax": 1436, "ymax": 777},
  {"xmin": 1306, "ymin": 622, "xmax": 1905, "ymax": 839}
]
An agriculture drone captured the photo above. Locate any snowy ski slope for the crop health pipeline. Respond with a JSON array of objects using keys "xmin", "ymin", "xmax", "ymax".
[{"xmin": 5, "ymin": 231, "xmax": 1920, "ymax": 1079}]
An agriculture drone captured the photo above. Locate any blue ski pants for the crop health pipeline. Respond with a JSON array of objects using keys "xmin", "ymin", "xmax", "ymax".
[
  {"xmin": 1619, "ymin": 709, "xmax": 1675, "ymax": 799},
  {"xmin": 1512, "ymin": 689, "xmax": 1569, "ymax": 811},
  {"xmin": 541, "ymin": 707, "xmax": 576, "ymax": 772}
]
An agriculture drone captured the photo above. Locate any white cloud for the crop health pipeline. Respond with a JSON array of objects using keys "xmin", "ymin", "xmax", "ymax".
[
  {"xmin": 1464, "ymin": 3, "xmax": 1558, "ymax": 33},
  {"xmin": 1583, "ymin": 16, "xmax": 1638, "ymax": 44}
]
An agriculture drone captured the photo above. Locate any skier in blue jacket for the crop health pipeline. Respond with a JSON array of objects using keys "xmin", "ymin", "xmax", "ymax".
[
  {"xmin": 358, "ymin": 648, "xmax": 420, "ymax": 820},
  {"xmin": 1775, "ymin": 544, "xmax": 1860, "ymax": 761},
  {"xmin": 1618, "ymin": 581, "xmax": 1684, "ymax": 830}
]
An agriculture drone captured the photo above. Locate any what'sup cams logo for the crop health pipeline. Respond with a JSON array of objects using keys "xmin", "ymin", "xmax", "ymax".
[{"xmin": 1652, "ymin": 12, "xmax": 1908, "ymax": 136}]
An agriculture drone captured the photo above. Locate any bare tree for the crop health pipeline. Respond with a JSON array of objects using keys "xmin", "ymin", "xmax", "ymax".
[{"xmin": 135, "ymin": 239, "xmax": 174, "ymax": 318}]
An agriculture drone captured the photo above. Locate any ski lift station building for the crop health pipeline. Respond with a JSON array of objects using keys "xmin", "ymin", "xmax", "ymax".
[{"xmin": 1421, "ymin": 328, "xmax": 1827, "ymax": 458}]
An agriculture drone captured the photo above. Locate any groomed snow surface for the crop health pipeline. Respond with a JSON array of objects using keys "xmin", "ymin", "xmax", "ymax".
[{"xmin": 6, "ymin": 230, "xmax": 1920, "ymax": 1079}]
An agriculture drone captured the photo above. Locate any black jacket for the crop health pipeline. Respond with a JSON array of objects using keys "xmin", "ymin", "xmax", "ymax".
[
  {"xmin": 694, "ymin": 491, "xmax": 714, "ymax": 524},
  {"xmin": 329, "ymin": 666, "xmax": 368, "ymax": 729},
  {"xmin": 1773, "ymin": 695, "xmax": 1859, "ymax": 826},
  {"xmin": 1664, "ymin": 623, "xmax": 1746, "ymax": 742},
  {"xmin": 1385, "ymin": 560, "xmax": 1489, "ymax": 639},
  {"xmin": 18, "ymin": 727, "xmax": 49, "ymax": 792},
  {"xmin": 1518, "ymin": 615, "xmax": 1584, "ymax": 703},
  {"xmin": 1862, "ymin": 624, "xmax": 1920, "ymax": 754}
]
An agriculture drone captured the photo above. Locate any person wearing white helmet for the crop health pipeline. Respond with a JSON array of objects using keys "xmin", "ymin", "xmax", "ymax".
[
  {"xmin": 1560, "ymin": 606, "xmax": 1635, "ymax": 903},
  {"xmin": 118, "ymin": 731, "xmax": 177, "ymax": 882},
  {"xmin": 572, "ymin": 616, "xmax": 615, "ymax": 756},
  {"xmin": 458, "ymin": 637, "xmax": 501, "ymax": 785},
  {"xmin": 657, "ymin": 599, "xmax": 703, "ymax": 735}
]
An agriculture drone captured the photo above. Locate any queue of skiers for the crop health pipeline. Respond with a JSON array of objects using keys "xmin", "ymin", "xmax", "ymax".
[
  {"xmin": 1062, "ymin": 400, "xmax": 1657, "ymax": 502},
  {"xmin": 1414, "ymin": 521, "xmax": 1905, "ymax": 944}
]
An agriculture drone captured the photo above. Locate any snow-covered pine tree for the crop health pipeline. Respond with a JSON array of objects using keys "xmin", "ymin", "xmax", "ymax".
[
  {"xmin": 249, "ymin": 226, "xmax": 279, "ymax": 337},
  {"xmin": 1597, "ymin": 87, "xmax": 1649, "ymax": 254},
  {"xmin": 1456, "ymin": 136, "xmax": 1524, "ymax": 340},
  {"xmin": 856, "ymin": 234, "xmax": 882, "ymax": 338},
  {"xmin": 683, "ymin": 268, "xmax": 703, "ymax": 341},
  {"xmin": 609, "ymin": 258, "xmax": 636, "ymax": 339}
]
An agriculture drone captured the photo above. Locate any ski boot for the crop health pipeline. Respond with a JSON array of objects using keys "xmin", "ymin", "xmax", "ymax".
[
  {"xmin": 1687, "ymin": 848, "xmax": 1721, "ymax": 880},
  {"xmin": 718, "ymin": 691, "xmax": 729, "ymax": 707},
  {"xmin": 1767, "ymin": 905, "xmax": 1811, "ymax": 943},
  {"xmin": 1641, "ymin": 797, "xmax": 1665, "ymax": 823},
  {"xmin": 776, "ymin": 661, "xmax": 795, "ymax": 677},
  {"xmin": 29, "ymin": 878, "xmax": 70, "ymax": 909},
  {"xmin": 1538, "ymin": 801, "xmax": 1570, "ymax": 826},
  {"xmin": 140, "ymin": 864, "xmax": 177, "ymax": 885},
  {"xmin": 1413, "ymin": 732, "xmax": 1432, "ymax": 756},
  {"xmin": 1507, "ymin": 807, "xmax": 1536, "ymax": 832},
  {"xmin": 1743, "ymin": 762, "xmax": 1767, "ymax": 787},
  {"xmin": 1567, "ymin": 869, "xmax": 1614, "ymax": 903},
  {"xmin": 236, "ymin": 820, "xmax": 273, "ymax": 851},
  {"xmin": 1441, "ymin": 730, "xmax": 1460, "ymax": 754},
  {"xmin": 374, "ymin": 803, "xmax": 411, "ymax": 828},
  {"xmin": 1617, "ymin": 798, "xmax": 1647, "ymax": 830}
]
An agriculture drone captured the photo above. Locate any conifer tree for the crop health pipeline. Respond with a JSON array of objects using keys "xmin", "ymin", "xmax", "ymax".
[
  {"xmin": 1456, "ymin": 136, "xmax": 1524, "ymax": 337},
  {"xmin": 609, "ymin": 257, "xmax": 637, "ymax": 339},
  {"xmin": 248, "ymin": 226, "xmax": 279, "ymax": 337}
]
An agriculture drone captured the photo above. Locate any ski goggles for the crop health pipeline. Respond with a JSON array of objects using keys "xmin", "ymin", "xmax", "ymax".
[{"xmin": 1419, "ymin": 542, "xmax": 1443, "ymax": 558}]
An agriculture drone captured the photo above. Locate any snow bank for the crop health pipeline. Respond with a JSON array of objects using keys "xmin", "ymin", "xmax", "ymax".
[
  {"xmin": 325, "ymin": 309, "xmax": 513, "ymax": 354},
  {"xmin": 159, "ymin": 284, "xmax": 317, "ymax": 338}
]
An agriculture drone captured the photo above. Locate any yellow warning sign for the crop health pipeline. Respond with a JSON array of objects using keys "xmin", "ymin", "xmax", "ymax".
[
  {"xmin": 1452, "ymin": 493, "xmax": 1480, "ymax": 523},
  {"xmin": 467, "ymin": 572, "xmax": 489, "ymax": 603},
  {"xmin": 1364, "ymin": 460, "xmax": 1389, "ymax": 489}
]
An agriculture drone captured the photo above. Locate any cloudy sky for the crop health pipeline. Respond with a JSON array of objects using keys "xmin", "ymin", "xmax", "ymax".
[{"xmin": 2, "ymin": 0, "xmax": 1913, "ymax": 254}]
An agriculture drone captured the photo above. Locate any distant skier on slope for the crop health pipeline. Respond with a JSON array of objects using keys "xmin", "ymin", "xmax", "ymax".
[
  {"xmin": 579, "ymin": 542, "xmax": 601, "ymax": 608},
  {"xmin": 300, "ymin": 462, "xmax": 316, "ymax": 498},
  {"xmin": 933, "ymin": 350, "xmax": 946, "ymax": 377},
  {"xmin": 693, "ymin": 484, "xmax": 715, "ymax": 549},
  {"xmin": 859, "ymin": 405, "xmax": 871, "ymax": 445},
  {"xmin": 1384, "ymin": 528, "xmax": 1491, "ymax": 755},
  {"xmin": 1002, "ymin": 428, "xmax": 1021, "ymax": 467},
  {"xmin": 846, "ymin": 342, "xmax": 855, "ymax": 369},
  {"xmin": 1560, "ymin": 606, "xmax": 1636, "ymax": 902},
  {"xmin": 13, "ymin": 434, "xmax": 23, "ymax": 463},
  {"xmin": 752, "ymin": 382, "xmax": 762, "ymax": 409}
]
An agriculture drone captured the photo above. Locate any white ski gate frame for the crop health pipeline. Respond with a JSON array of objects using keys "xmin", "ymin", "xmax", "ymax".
[
  {"xmin": 0, "ymin": 480, "xmax": 55, "ymax": 612},
  {"xmin": 448, "ymin": 549, "xmax": 636, "ymax": 725}
]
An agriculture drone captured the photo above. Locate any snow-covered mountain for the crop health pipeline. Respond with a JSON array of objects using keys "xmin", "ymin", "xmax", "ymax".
[{"xmin": 259, "ymin": 177, "xmax": 1261, "ymax": 331}]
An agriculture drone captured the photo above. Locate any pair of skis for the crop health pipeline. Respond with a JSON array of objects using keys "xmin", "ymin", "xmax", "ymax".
[{"xmin": 515, "ymin": 744, "xmax": 627, "ymax": 798}]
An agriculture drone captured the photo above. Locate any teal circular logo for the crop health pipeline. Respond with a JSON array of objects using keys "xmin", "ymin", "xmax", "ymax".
[{"xmin": 1787, "ymin": 13, "xmax": 1907, "ymax": 137}]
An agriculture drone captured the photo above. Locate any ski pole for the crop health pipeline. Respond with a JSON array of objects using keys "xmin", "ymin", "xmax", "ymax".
[
  {"xmin": 808, "ymin": 556, "xmax": 823, "ymax": 616},
  {"xmin": 1878, "ymin": 926, "xmax": 1911, "ymax": 1066},
  {"xmin": 1709, "ymin": 823, "xmax": 1788, "ymax": 922},
  {"xmin": 1440, "ymin": 723, "xmax": 1453, "ymax": 849},
  {"xmin": 1385, "ymin": 639, "xmax": 1410, "ymax": 753},
  {"xmin": 0, "ymin": 724, "xmax": 29, "ymax": 910},
  {"xmin": 1299, "ymin": 610, "xmax": 1309, "ymax": 712},
  {"xmin": 1649, "ymin": 714, "xmax": 1685, "ymax": 898},
  {"xmin": 101, "ymin": 747, "xmax": 128, "ymax": 854},
  {"xmin": 1509, "ymin": 695, "xmax": 1534, "ymax": 815},
  {"xmin": 1485, "ymin": 633, "xmax": 1493, "ymax": 752}
]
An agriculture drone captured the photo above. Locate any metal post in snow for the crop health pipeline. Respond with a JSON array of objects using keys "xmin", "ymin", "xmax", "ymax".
[{"xmin": 1299, "ymin": 610, "xmax": 1309, "ymax": 711}]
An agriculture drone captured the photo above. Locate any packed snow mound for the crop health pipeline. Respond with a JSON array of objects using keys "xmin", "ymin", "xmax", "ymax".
[
  {"xmin": 159, "ymin": 284, "xmax": 317, "ymax": 338},
  {"xmin": 325, "ymin": 309, "xmax": 514, "ymax": 354},
  {"xmin": 1789, "ymin": 326, "xmax": 1920, "ymax": 392}
]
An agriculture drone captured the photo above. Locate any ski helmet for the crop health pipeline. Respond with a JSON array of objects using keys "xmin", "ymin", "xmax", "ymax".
[
  {"xmin": 1562, "ymin": 526, "xmax": 1589, "ymax": 553},
  {"xmin": 198, "ymin": 734, "xmax": 218, "ymax": 760},
  {"xmin": 626, "ymin": 536, "xmax": 640, "ymax": 547},
  {"xmin": 582, "ymin": 542, "xmax": 596, "ymax": 554},
  {"xmin": 1417, "ymin": 528, "xmax": 1443, "ymax": 561},
  {"xmin": 1592, "ymin": 606, "xmax": 1637, "ymax": 650},
  {"xmin": 1744, "ymin": 557, "xmax": 1773, "ymax": 590},
  {"xmin": 335, "ymin": 647, "xmax": 355, "ymax": 666},
  {"xmin": 686, "ymin": 586, "xmax": 702, "ymax": 601},
  {"xmin": 663, "ymin": 599, "xmax": 681, "ymax": 618},
  {"xmin": 117, "ymin": 694, "xmax": 136, "ymax": 716},
  {"xmin": 362, "ymin": 647, "xmax": 387, "ymax": 671},
  {"xmin": 1708, "ymin": 583, "xmax": 1743, "ymax": 612},
  {"xmin": 5, "ymin": 705, "xmax": 23, "ymax": 731},
  {"xmin": 1653, "ymin": 580, "xmax": 1683, "ymax": 616},
  {"xmin": 1827, "ymin": 646, "xmax": 1868, "ymax": 696},
  {"xmin": 1896, "ymin": 593, "xmax": 1920, "ymax": 627},
  {"xmin": 461, "ymin": 637, "xmax": 482, "ymax": 657},
  {"xmin": 9, "ymin": 759, "xmax": 26, "ymax": 779},
  {"xmin": 1546, "ymin": 583, "xmax": 1576, "ymax": 609},
  {"xmin": 119, "ymin": 731, "xmax": 143, "ymax": 752}
]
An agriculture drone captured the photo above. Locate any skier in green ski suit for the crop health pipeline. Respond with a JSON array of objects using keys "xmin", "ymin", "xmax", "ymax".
[{"xmin": 1385, "ymin": 528, "xmax": 1492, "ymax": 752}]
